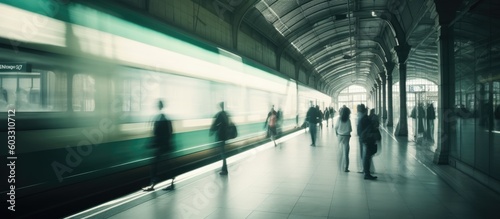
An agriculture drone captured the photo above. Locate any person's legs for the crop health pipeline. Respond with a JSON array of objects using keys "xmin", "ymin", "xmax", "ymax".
[
  {"xmin": 343, "ymin": 136, "xmax": 350, "ymax": 171},
  {"xmin": 363, "ymin": 142, "xmax": 377, "ymax": 180},
  {"xmin": 271, "ymin": 127, "xmax": 277, "ymax": 146},
  {"xmin": 358, "ymin": 137, "xmax": 364, "ymax": 172},
  {"xmin": 309, "ymin": 124, "xmax": 317, "ymax": 146},
  {"xmin": 143, "ymin": 150, "xmax": 160, "ymax": 191},
  {"xmin": 363, "ymin": 144, "xmax": 370, "ymax": 175},
  {"xmin": 220, "ymin": 140, "xmax": 228, "ymax": 175},
  {"xmin": 150, "ymin": 156, "xmax": 158, "ymax": 187}
]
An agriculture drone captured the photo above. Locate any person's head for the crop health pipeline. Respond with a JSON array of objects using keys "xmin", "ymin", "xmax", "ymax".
[
  {"xmin": 369, "ymin": 108, "xmax": 375, "ymax": 116},
  {"xmin": 341, "ymin": 107, "xmax": 350, "ymax": 121},
  {"xmin": 357, "ymin": 104, "xmax": 366, "ymax": 114},
  {"xmin": 219, "ymin": 102, "xmax": 225, "ymax": 110},
  {"xmin": 157, "ymin": 100, "xmax": 164, "ymax": 110}
]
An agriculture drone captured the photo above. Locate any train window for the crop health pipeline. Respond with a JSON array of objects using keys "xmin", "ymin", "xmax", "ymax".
[
  {"xmin": 162, "ymin": 74, "xmax": 211, "ymax": 119},
  {"xmin": 120, "ymin": 76, "xmax": 160, "ymax": 113},
  {"xmin": 0, "ymin": 70, "xmax": 67, "ymax": 112},
  {"xmin": 117, "ymin": 71, "xmax": 162, "ymax": 116},
  {"xmin": 140, "ymin": 75, "xmax": 160, "ymax": 113},
  {"xmin": 121, "ymin": 79, "xmax": 140, "ymax": 112},
  {"xmin": 73, "ymin": 74, "xmax": 95, "ymax": 112},
  {"xmin": 247, "ymin": 89, "xmax": 269, "ymax": 120}
]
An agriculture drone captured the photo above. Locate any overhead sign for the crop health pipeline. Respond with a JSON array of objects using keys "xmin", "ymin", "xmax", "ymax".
[
  {"xmin": 409, "ymin": 85, "xmax": 425, "ymax": 92},
  {"xmin": 0, "ymin": 62, "xmax": 29, "ymax": 72}
]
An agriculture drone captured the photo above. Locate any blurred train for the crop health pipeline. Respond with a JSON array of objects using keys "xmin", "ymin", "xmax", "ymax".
[{"xmin": 0, "ymin": 1, "xmax": 331, "ymax": 218}]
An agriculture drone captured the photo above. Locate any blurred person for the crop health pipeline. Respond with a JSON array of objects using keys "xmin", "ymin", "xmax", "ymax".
[
  {"xmin": 306, "ymin": 103, "xmax": 321, "ymax": 146},
  {"xmin": 417, "ymin": 103, "xmax": 426, "ymax": 135},
  {"xmin": 143, "ymin": 100, "xmax": 174, "ymax": 191},
  {"xmin": 210, "ymin": 102, "xmax": 230, "ymax": 175},
  {"xmin": 324, "ymin": 107, "xmax": 330, "ymax": 127},
  {"xmin": 356, "ymin": 104, "xmax": 366, "ymax": 173},
  {"xmin": 264, "ymin": 105, "xmax": 278, "ymax": 146},
  {"xmin": 426, "ymin": 103, "xmax": 436, "ymax": 140},
  {"xmin": 359, "ymin": 108, "xmax": 378, "ymax": 180},
  {"xmin": 335, "ymin": 106, "xmax": 352, "ymax": 172},
  {"xmin": 330, "ymin": 107, "xmax": 336, "ymax": 127},
  {"xmin": 276, "ymin": 107, "xmax": 284, "ymax": 134},
  {"xmin": 317, "ymin": 105, "xmax": 323, "ymax": 130}
]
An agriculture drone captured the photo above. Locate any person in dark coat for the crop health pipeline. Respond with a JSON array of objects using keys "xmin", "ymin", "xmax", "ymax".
[
  {"xmin": 417, "ymin": 103, "xmax": 426, "ymax": 135},
  {"xmin": 324, "ymin": 107, "xmax": 330, "ymax": 127},
  {"xmin": 330, "ymin": 107, "xmax": 335, "ymax": 127},
  {"xmin": 359, "ymin": 107, "xmax": 377, "ymax": 180},
  {"xmin": 426, "ymin": 103, "xmax": 436, "ymax": 139},
  {"xmin": 143, "ymin": 100, "xmax": 173, "ymax": 191},
  {"xmin": 306, "ymin": 104, "xmax": 321, "ymax": 146},
  {"xmin": 356, "ymin": 104, "xmax": 366, "ymax": 172},
  {"xmin": 210, "ymin": 102, "xmax": 230, "ymax": 175}
]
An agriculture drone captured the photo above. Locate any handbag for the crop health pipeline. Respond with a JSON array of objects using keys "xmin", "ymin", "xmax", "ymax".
[{"xmin": 227, "ymin": 123, "xmax": 238, "ymax": 139}]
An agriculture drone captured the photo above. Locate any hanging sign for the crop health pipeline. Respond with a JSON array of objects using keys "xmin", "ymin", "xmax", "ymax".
[{"xmin": 409, "ymin": 85, "xmax": 425, "ymax": 93}]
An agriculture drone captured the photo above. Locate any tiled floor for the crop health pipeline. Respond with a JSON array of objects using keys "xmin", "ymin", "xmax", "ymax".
[{"xmin": 76, "ymin": 118, "xmax": 500, "ymax": 219}]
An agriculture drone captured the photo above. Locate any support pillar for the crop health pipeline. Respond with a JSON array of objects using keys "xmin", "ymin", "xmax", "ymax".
[
  {"xmin": 374, "ymin": 85, "xmax": 378, "ymax": 112},
  {"xmin": 380, "ymin": 71, "xmax": 387, "ymax": 123},
  {"xmin": 433, "ymin": 0, "xmax": 459, "ymax": 164},
  {"xmin": 385, "ymin": 62, "xmax": 395, "ymax": 126},
  {"xmin": 394, "ymin": 43, "xmax": 411, "ymax": 136},
  {"xmin": 377, "ymin": 78, "xmax": 382, "ymax": 118},
  {"xmin": 370, "ymin": 86, "xmax": 374, "ymax": 111}
]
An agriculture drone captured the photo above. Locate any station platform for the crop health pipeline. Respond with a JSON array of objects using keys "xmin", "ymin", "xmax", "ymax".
[{"xmin": 67, "ymin": 120, "xmax": 500, "ymax": 219}]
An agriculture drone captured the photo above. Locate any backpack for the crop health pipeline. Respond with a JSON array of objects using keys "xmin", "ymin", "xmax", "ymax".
[{"xmin": 361, "ymin": 115, "xmax": 381, "ymax": 142}]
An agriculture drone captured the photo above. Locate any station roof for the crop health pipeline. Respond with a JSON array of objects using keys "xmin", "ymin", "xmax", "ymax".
[{"xmin": 233, "ymin": 0, "xmax": 499, "ymax": 96}]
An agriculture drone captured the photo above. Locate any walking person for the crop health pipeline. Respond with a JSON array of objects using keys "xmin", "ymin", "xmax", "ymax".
[
  {"xmin": 330, "ymin": 107, "xmax": 336, "ymax": 127},
  {"xmin": 306, "ymin": 103, "xmax": 321, "ymax": 146},
  {"xmin": 335, "ymin": 107, "xmax": 352, "ymax": 172},
  {"xmin": 264, "ymin": 105, "xmax": 278, "ymax": 146},
  {"xmin": 324, "ymin": 107, "xmax": 330, "ymax": 128},
  {"xmin": 317, "ymin": 106, "xmax": 323, "ymax": 130},
  {"xmin": 143, "ymin": 100, "xmax": 174, "ymax": 191},
  {"xmin": 210, "ymin": 102, "xmax": 230, "ymax": 175}
]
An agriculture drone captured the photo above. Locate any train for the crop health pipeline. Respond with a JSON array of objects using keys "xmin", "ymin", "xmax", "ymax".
[{"xmin": 0, "ymin": 1, "xmax": 331, "ymax": 218}]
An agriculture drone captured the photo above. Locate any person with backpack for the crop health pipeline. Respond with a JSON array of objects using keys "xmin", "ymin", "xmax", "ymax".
[
  {"xmin": 264, "ymin": 105, "xmax": 278, "ymax": 146},
  {"xmin": 359, "ymin": 108, "xmax": 379, "ymax": 180},
  {"xmin": 210, "ymin": 102, "xmax": 231, "ymax": 175},
  {"xmin": 143, "ymin": 100, "xmax": 174, "ymax": 191}
]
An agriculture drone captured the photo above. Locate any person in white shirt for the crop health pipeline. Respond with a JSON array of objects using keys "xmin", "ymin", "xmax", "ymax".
[{"xmin": 335, "ymin": 106, "xmax": 352, "ymax": 172}]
